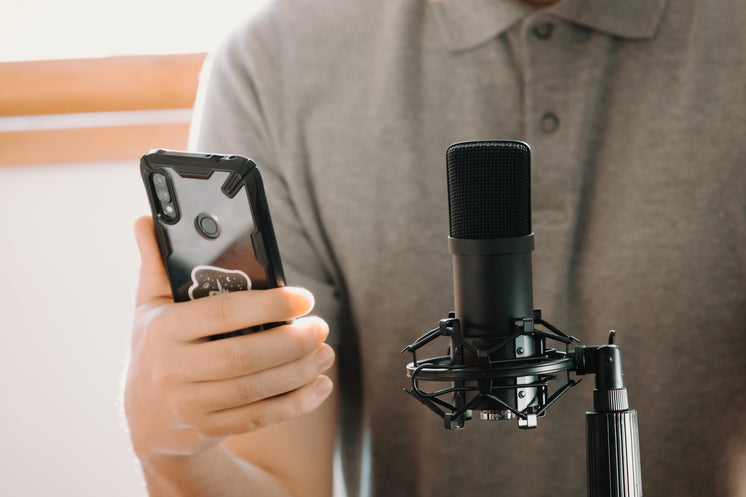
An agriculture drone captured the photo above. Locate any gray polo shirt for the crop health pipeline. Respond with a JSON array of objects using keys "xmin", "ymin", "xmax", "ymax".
[{"xmin": 191, "ymin": 0, "xmax": 746, "ymax": 495}]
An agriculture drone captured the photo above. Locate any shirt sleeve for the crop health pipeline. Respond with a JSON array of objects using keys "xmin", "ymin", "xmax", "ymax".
[{"xmin": 188, "ymin": 10, "xmax": 343, "ymax": 346}]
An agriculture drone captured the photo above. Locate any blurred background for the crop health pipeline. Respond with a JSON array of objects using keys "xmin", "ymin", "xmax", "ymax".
[{"xmin": 0, "ymin": 1, "xmax": 267, "ymax": 495}]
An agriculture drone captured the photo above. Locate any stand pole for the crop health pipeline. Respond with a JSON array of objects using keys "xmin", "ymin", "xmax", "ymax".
[
  {"xmin": 587, "ymin": 409, "xmax": 642, "ymax": 497},
  {"xmin": 576, "ymin": 332, "xmax": 642, "ymax": 497}
]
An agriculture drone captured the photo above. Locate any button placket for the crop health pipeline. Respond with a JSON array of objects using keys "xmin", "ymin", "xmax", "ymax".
[
  {"xmin": 515, "ymin": 14, "xmax": 616, "ymax": 236},
  {"xmin": 519, "ymin": 15, "xmax": 571, "ymax": 219},
  {"xmin": 523, "ymin": 18, "xmax": 564, "ymax": 137}
]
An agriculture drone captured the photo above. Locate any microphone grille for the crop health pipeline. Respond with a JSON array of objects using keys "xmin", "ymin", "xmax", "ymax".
[{"xmin": 446, "ymin": 140, "xmax": 531, "ymax": 239}]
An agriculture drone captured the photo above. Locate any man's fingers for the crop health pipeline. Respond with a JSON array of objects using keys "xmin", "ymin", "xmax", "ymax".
[
  {"xmin": 134, "ymin": 215, "xmax": 172, "ymax": 306},
  {"xmin": 183, "ymin": 343, "xmax": 335, "ymax": 412},
  {"xmin": 152, "ymin": 287, "xmax": 315, "ymax": 342},
  {"xmin": 182, "ymin": 317, "xmax": 329, "ymax": 381},
  {"xmin": 197, "ymin": 376, "xmax": 334, "ymax": 439}
]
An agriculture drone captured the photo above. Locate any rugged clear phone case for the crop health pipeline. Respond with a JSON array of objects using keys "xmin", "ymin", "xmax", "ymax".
[{"xmin": 140, "ymin": 150, "xmax": 285, "ymax": 332}]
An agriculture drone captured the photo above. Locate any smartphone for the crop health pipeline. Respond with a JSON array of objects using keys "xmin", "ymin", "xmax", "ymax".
[{"xmin": 140, "ymin": 149, "xmax": 286, "ymax": 337}]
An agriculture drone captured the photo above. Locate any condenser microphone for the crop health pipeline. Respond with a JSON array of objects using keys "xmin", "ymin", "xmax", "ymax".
[
  {"xmin": 403, "ymin": 140, "xmax": 577, "ymax": 430},
  {"xmin": 404, "ymin": 140, "xmax": 642, "ymax": 493},
  {"xmin": 445, "ymin": 140, "xmax": 541, "ymax": 422}
]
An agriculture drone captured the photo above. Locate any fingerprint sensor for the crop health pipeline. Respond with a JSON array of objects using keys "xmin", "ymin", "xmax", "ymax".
[{"xmin": 195, "ymin": 213, "xmax": 220, "ymax": 239}]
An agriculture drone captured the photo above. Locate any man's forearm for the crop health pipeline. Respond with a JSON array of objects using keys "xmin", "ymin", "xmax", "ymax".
[{"xmin": 141, "ymin": 444, "xmax": 294, "ymax": 497}]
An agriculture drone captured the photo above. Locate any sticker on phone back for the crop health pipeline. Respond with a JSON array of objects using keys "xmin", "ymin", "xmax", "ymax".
[{"xmin": 188, "ymin": 265, "xmax": 252, "ymax": 300}]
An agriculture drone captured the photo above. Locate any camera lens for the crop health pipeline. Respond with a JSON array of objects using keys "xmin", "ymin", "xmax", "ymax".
[
  {"xmin": 157, "ymin": 188, "xmax": 171, "ymax": 202},
  {"xmin": 153, "ymin": 173, "xmax": 167, "ymax": 186}
]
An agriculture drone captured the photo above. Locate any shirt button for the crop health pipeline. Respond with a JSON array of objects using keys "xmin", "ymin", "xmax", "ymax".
[
  {"xmin": 540, "ymin": 112, "xmax": 560, "ymax": 133},
  {"xmin": 532, "ymin": 22, "xmax": 554, "ymax": 40}
]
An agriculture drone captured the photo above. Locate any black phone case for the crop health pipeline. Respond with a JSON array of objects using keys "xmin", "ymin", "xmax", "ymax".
[{"xmin": 140, "ymin": 150, "xmax": 285, "ymax": 334}]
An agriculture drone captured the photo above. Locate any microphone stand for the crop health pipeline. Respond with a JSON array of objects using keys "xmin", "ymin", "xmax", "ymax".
[
  {"xmin": 574, "ymin": 331, "xmax": 643, "ymax": 497},
  {"xmin": 403, "ymin": 320, "xmax": 643, "ymax": 497}
]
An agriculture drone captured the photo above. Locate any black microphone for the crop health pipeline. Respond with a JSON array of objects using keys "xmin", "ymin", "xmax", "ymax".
[
  {"xmin": 446, "ymin": 140, "xmax": 541, "ymax": 423},
  {"xmin": 403, "ymin": 140, "xmax": 577, "ymax": 430},
  {"xmin": 403, "ymin": 140, "xmax": 642, "ymax": 495}
]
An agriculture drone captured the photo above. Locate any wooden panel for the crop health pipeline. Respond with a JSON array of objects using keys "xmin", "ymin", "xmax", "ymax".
[
  {"xmin": 0, "ymin": 53, "xmax": 206, "ymax": 117},
  {"xmin": 0, "ymin": 123, "xmax": 190, "ymax": 166}
]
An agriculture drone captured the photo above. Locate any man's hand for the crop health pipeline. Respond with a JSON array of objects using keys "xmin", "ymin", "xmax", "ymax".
[{"xmin": 124, "ymin": 216, "xmax": 335, "ymax": 463}]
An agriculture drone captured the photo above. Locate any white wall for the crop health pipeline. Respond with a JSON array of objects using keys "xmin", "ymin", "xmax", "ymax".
[
  {"xmin": 0, "ymin": 161, "xmax": 150, "ymax": 496},
  {"xmin": 1, "ymin": 0, "xmax": 268, "ymax": 62}
]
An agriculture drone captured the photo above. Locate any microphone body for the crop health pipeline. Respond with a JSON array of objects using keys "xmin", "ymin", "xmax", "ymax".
[{"xmin": 446, "ymin": 141, "xmax": 541, "ymax": 418}]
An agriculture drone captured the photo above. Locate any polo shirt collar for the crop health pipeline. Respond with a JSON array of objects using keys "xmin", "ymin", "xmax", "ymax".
[{"xmin": 432, "ymin": 0, "xmax": 668, "ymax": 52}]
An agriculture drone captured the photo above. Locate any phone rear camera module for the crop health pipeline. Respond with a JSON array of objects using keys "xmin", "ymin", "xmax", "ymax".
[
  {"xmin": 153, "ymin": 174, "xmax": 171, "ymax": 201},
  {"xmin": 152, "ymin": 171, "xmax": 178, "ymax": 223},
  {"xmin": 195, "ymin": 213, "xmax": 221, "ymax": 239}
]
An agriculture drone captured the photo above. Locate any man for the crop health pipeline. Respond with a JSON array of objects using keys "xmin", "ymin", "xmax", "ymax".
[{"xmin": 124, "ymin": 0, "xmax": 746, "ymax": 495}]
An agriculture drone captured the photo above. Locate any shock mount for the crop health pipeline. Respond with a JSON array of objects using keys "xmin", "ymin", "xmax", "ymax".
[{"xmin": 402, "ymin": 310, "xmax": 643, "ymax": 496}]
